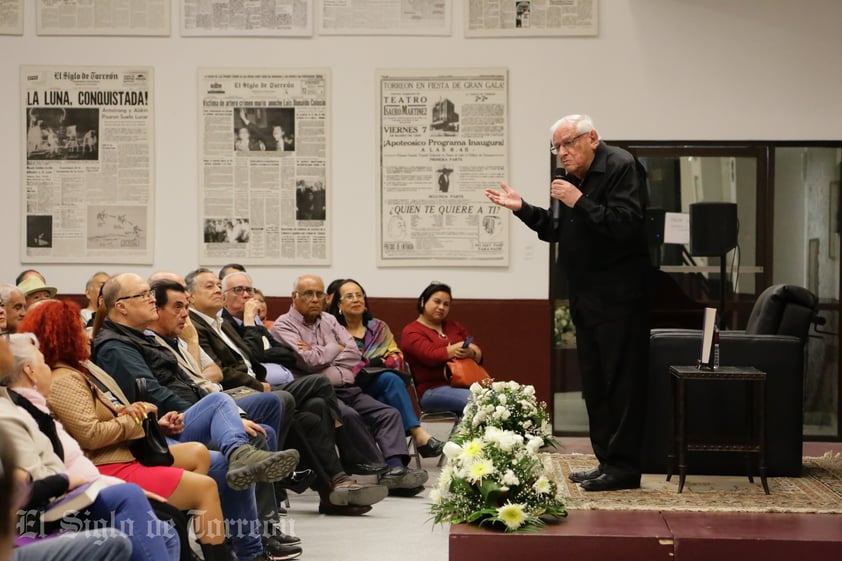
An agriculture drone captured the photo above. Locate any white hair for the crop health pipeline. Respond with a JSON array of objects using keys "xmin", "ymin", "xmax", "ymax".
[
  {"xmin": 0, "ymin": 285, "xmax": 23, "ymax": 307},
  {"xmin": 221, "ymin": 271, "xmax": 253, "ymax": 291},
  {"xmin": 549, "ymin": 114, "xmax": 598, "ymax": 139},
  {"xmin": 2, "ymin": 333, "xmax": 40, "ymax": 387}
]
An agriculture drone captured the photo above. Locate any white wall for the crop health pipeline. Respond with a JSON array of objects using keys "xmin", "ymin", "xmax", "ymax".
[{"xmin": 2, "ymin": 0, "xmax": 842, "ymax": 299}]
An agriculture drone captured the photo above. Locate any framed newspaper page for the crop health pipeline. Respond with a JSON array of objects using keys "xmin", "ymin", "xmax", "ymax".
[
  {"xmin": 376, "ymin": 68, "xmax": 509, "ymax": 267},
  {"xmin": 21, "ymin": 66, "xmax": 155, "ymax": 264},
  {"xmin": 36, "ymin": 0, "xmax": 171, "ymax": 36},
  {"xmin": 318, "ymin": 0, "xmax": 451, "ymax": 36},
  {"xmin": 198, "ymin": 68, "xmax": 331, "ymax": 265},
  {"xmin": 465, "ymin": 0, "xmax": 597, "ymax": 38},
  {"xmin": 181, "ymin": 0, "xmax": 313, "ymax": 37},
  {"xmin": 0, "ymin": 0, "xmax": 23, "ymax": 35}
]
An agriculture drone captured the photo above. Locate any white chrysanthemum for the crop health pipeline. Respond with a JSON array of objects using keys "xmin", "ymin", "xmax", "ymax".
[
  {"xmin": 429, "ymin": 488, "xmax": 442, "ymax": 505},
  {"xmin": 462, "ymin": 438, "xmax": 484, "ymax": 460},
  {"xmin": 491, "ymin": 381, "xmax": 506, "ymax": 392},
  {"xmin": 522, "ymin": 385, "xmax": 535, "ymax": 396},
  {"xmin": 438, "ymin": 466, "xmax": 453, "ymax": 490},
  {"xmin": 498, "ymin": 393, "xmax": 507, "ymax": 406},
  {"xmin": 533, "ymin": 476, "xmax": 551, "ymax": 495},
  {"xmin": 506, "ymin": 381, "xmax": 520, "ymax": 391},
  {"xmin": 466, "ymin": 458, "xmax": 495, "ymax": 483},
  {"xmin": 501, "ymin": 469, "xmax": 520, "ymax": 486},
  {"xmin": 497, "ymin": 502, "xmax": 527, "ymax": 530},
  {"xmin": 442, "ymin": 441, "xmax": 463, "ymax": 460}
]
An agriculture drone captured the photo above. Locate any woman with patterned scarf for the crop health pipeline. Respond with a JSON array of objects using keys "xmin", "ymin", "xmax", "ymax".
[{"xmin": 328, "ymin": 279, "xmax": 444, "ymax": 461}]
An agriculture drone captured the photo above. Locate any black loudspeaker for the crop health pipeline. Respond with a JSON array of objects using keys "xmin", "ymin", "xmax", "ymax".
[{"xmin": 689, "ymin": 202, "xmax": 738, "ymax": 256}]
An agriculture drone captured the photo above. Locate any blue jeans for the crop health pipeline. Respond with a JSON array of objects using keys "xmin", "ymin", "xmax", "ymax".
[
  {"xmin": 208, "ymin": 452, "xmax": 263, "ymax": 561},
  {"xmin": 14, "ymin": 528, "xmax": 132, "ymax": 561},
  {"xmin": 173, "ymin": 392, "xmax": 279, "ymax": 561},
  {"xmin": 87, "ymin": 483, "xmax": 180, "ymax": 561},
  {"xmin": 360, "ymin": 371, "xmax": 419, "ymax": 432},
  {"xmin": 177, "ymin": 392, "xmax": 251, "ymax": 456},
  {"xmin": 419, "ymin": 385, "xmax": 470, "ymax": 415},
  {"xmin": 236, "ymin": 391, "xmax": 284, "ymax": 447}
]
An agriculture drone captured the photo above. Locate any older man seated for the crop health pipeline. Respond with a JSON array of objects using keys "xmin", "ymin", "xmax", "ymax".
[
  {"xmin": 271, "ymin": 274, "xmax": 428, "ymax": 495},
  {"xmin": 186, "ymin": 268, "xmax": 386, "ymax": 516},
  {"xmin": 17, "ymin": 277, "xmax": 57, "ymax": 307},
  {"xmin": 92, "ymin": 272, "xmax": 302, "ymax": 561},
  {"xmin": 0, "ymin": 285, "xmax": 26, "ymax": 334}
]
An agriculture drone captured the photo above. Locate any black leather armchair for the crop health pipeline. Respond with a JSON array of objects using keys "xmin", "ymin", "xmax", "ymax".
[{"xmin": 642, "ymin": 285, "xmax": 818, "ymax": 477}]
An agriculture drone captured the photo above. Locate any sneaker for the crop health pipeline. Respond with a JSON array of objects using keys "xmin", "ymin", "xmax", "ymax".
[
  {"xmin": 379, "ymin": 466, "xmax": 428, "ymax": 490},
  {"xmin": 262, "ymin": 536, "xmax": 303, "ymax": 560},
  {"xmin": 226, "ymin": 446, "xmax": 300, "ymax": 491}
]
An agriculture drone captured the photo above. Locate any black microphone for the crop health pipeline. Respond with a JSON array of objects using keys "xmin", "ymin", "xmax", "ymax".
[{"xmin": 552, "ymin": 167, "xmax": 567, "ymax": 221}]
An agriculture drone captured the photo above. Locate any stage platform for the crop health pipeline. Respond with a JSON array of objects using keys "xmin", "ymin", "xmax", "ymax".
[
  {"xmin": 449, "ymin": 439, "xmax": 842, "ymax": 561},
  {"xmin": 450, "ymin": 510, "xmax": 842, "ymax": 561}
]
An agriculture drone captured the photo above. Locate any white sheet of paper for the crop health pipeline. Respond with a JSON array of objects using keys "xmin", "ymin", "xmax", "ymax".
[{"xmin": 664, "ymin": 212, "xmax": 690, "ymax": 245}]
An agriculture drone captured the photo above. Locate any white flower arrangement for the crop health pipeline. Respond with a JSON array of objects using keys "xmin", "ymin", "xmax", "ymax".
[{"xmin": 430, "ymin": 380, "xmax": 566, "ymax": 532}]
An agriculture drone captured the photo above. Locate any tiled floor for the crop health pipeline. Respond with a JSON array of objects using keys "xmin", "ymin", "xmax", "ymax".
[{"xmin": 283, "ymin": 434, "xmax": 842, "ymax": 561}]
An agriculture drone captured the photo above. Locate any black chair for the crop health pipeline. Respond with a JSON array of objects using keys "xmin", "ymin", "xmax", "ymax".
[
  {"xmin": 642, "ymin": 284, "xmax": 819, "ymax": 477},
  {"xmin": 404, "ymin": 365, "xmax": 460, "ymax": 469}
]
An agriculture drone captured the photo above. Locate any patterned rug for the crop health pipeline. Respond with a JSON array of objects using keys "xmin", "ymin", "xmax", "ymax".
[{"xmin": 552, "ymin": 452, "xmax": 842, "ymax": 514}]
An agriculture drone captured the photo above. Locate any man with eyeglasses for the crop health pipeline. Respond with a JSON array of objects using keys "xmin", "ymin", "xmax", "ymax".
[
  {"xmin": 271, "ymin": 275, "xmax": 428, "ymax": 494},
  {"xmin": 486, "ymin": 114, "xmax": 652, "ymax": 492},
  {"xmin": 92, "ymin": 273, "xmax": 302, "ymax": 561},
  {"xmin": 220, "ymin": 270, "xmax": 388, "ymax": 515}
]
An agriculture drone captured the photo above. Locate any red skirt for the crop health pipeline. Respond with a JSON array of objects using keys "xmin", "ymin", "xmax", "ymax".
[{"xmin": 98, "ymin": 461, "xmax": 184, "ymax": 498}]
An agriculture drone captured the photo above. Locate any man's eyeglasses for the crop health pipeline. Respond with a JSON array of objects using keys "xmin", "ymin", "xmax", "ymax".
[
  {"xmin": 550, "ymin": 132, "xmax": 589, "ymax": 155},
  {"xmin": 116, "ymin": 290, "xmax": 154, "ymax": 302},
  {"xmin": 340, "ymin": 292, "xmax": 365, "ymax": 302},
  {"xmin": 225, "ymin": 286, "xmax": 255, "ymax": 296},
  {"xmin": 296, "ymin": 290, "xmax": 325, "ymax": 301}
]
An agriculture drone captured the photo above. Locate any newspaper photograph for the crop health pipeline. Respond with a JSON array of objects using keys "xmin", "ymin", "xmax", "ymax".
[
  {"xmin": 181, "ymin": 0, "xmax": 312, "ymax": 37},
  {"xmin": 199, "ymin": 68, "xmax": 330, "ymax": 265},
  {"xmin": 377, "ymin": 68, "xmax": 508, "ymax": 267},
  {"xmin": 318, "ymin": 0, "xmax": 451, "ymax": 35},
  {"xmin": 36, "ymin": 0, "xmax": 170, "ymax": 36},
  {"xmin": 465, "ymin": 0, "xmax": 597, "ymax": 37},
  {"xmin": 21, "ymin": 66, "xmax": 155, "ymax": 264},
  {"xmin": 0, "ymin": 0, "xmax": 22, "ymax": 35}
]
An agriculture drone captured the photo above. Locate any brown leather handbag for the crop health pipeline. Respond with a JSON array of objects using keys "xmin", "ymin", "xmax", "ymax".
[{"xmin": 446, "ymin": 358, "xmax": 491, "ymax": 388}]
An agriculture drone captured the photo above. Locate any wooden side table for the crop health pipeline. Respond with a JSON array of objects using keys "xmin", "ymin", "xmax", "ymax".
[{"xmin": 666, "ymin": 365, "xmax": 769, "ymax": 494}]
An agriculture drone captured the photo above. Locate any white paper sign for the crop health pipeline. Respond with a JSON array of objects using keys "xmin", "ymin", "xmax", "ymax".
[{"xmin": 664, "ymin": 212, "xmax": 690, "ymax": 245}]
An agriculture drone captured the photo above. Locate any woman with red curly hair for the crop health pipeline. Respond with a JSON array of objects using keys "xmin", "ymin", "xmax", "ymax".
[{"xmin": 16, "ymin": 299, "xmax": 237, "ymax": 561}]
